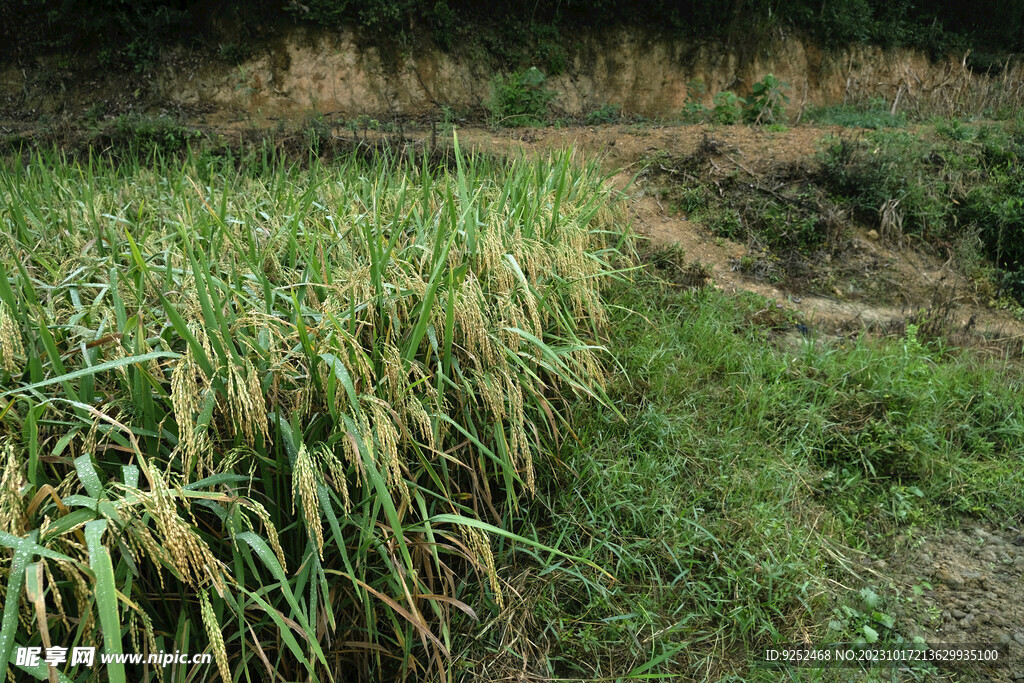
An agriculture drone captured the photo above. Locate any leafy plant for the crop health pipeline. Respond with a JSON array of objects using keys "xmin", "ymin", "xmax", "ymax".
[
  {"xmin": 745, "ymin": 73, "xmax": 790, "ymax": 124},
  {"xmin": 712, "ymin": 91, "xmax": 743, "ymax": 125},
  {"xmin": 585, "ymin": 103, "xmax": 622, "ymax": 125},
  {"xmin": 109, "ymin": 113, "xmax": 200, "ymax": 155},
  {"xmin": 302, "ymin": 111, "xmax": 332, "ymax": 154},
  {"xmin": 486, "ymin": 67, "xmax": 555, "ymax": 127},
  {"xmin": 681, "ymin": 78, "xmax": 709, "ymax": 122}
]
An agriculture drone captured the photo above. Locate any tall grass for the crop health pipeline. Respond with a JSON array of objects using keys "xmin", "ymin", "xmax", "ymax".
[
  {"xmin": 461, "ymin": 268, "xmax": 1024, "ymax": 679},
  {"xmin": 0, "ymin": 141, "xmax": 629, "ymax": 681}
]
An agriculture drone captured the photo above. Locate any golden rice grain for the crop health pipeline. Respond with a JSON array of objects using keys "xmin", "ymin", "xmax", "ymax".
[
  {"xmin": 199, "ymin": 590, "xmax": 231, "ymax": 683},
  {"xmin": 0, "ymin": 302, "xmax": 24, "ymax": 374},
  {"xmin": 292, "ymin": 443, "xmax": 324, "ymax": 559},
  {"xmin": 459, "ymin": 526, "xmax": 504, "ymax": 609}
]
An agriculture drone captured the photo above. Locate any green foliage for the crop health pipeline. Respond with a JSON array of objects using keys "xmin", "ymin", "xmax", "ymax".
[
  {"xmin": 819, "ymin": 122, "xmax": 1024, "ymax": 301},
  {"xmin": 4, "ymin": 0, "xmax": 1024, "ymax": 74},
  {"xmin": 817, "ymin": 131, "xmax": 945, "ymax": 233},
  {"xmin": 457, "ymin": 270, "xmax": 1024, "ymax": 677},
  {"xmin": 803, "ymin": 100, "xmax": 907, "ymax": 128},
  {"xmin": 584, "ymin": 103, "xmax": 622, "ymax": 125},
  {"xmin": 681, "ymin": 78, "xmax": 709, "ymax": 122},
  {"xmin": 935, "ymin": 117, "xmax": 977, "ymax": 141},
  {"xmin": 744, "ymin": 73, "xmax": 790, "ymax": 124},
  {"xmin": 110, "ymin": 113, "xmax": 201, "ymax": 155},
  {"xmin": 680, "ymin": 76, "xmax": 789, "ymax": 126},
  {"xmin": 712, "ymin": 91, "xmax": 743, "ymax": 125},
  {"xmin": 486, "ymin": 67, "xmax": 555, "ymax": 127},
  {"xmin": 301, "ymin": 111, "xmax": 332, "ymax": 154},
  {"xmin": 0, "ymin": 144, "xmax": 627, "ymax": 681}
]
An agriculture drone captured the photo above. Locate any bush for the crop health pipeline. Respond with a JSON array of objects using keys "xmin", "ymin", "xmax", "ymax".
[
  {"xmin": 584, "ymin": 103, "xmax": 622, "ymax": 125},
  {"xmin": 745, "ymin": 73, "xmax": 790, "ymax": 124},
  {"xmin": 712, "ymin": 91, "xmax": 743, "ymax": 125},
  {"xmin": 110, "ymin": 113, "xmax": 200, "ymax": 155},
  {"xmin": 486, "ymin": 67, "xmax": 555, "ymax": 127}
]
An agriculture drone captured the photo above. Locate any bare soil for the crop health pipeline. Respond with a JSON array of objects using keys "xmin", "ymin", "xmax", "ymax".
[{"xmin": 885, "ymin": 522, "xmax": 1024, "ymax": 681}]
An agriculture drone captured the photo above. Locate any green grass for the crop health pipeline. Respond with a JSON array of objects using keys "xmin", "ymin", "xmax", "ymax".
[
  {"xmin": 456, "ymin": 265, "xmax": 1024, "ymax": 679},
  {"xmin": 818, "ymin": 120, "xmax": 1024, "ymax": 299},
  {"xmin": 2, "ymin": 140, "xmax": 1024, "ymax": 682},
  {"xmin": 0, "ymin": 141, "xmax": 630, "ymax": 681},
  {"xmin": 802, "ymin": 102, "xmax": 907, "ymax": 129}
]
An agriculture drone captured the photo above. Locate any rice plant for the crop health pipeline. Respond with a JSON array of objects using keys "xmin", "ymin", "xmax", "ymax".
[{"xmin": 0, "ymin": 139, "xmax": 630, "ymax": 681}]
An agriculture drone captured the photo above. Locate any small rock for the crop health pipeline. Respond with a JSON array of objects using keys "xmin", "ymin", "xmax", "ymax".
[
  {"xmin": 1013, "ymin": 535, "xmax": 1024, "ymax": 546},
  {"xmin": 867, "ymin": 229, "xmax": 880, "ymax": 240},
  {"xmin": 935, "ymin": 568, "xmax": 963, "ymax": 589},
  {"xmin": 998, "ymin": 633, "xmax": 1013, "ymax": 645},
  {"xmin": 979, "ymin": 550, "xmax": 997, "ymax": 562},
  {"xmin": 1015, "ymin": 632, "xmax": 1024, "ymax": 646},
  {"xmin": 992, "ymin": 614, "xmax": 1008, "ymax": 627},
  {"xmin": 873, "ymin": 559, "xmax": 887, "ymax": 570},
  {"xmin": 919, "ymin": 553, "xmax": 933, "ymax": 564},
  {"xmin": 952, "ymin": 609, "xmax": 967, "ymax": 619}
]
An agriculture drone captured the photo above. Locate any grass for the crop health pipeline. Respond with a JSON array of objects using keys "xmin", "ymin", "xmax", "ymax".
[
  {"xmin": 2, "ymin": 136, "xmax": 1024, "ymax": 682},
  {"xmin": 818, "ymin": 119, "xmax": 1024, "ymax": 298},
  {"xmin": 802, "ymin": 101, "xmax": 907, "ymax": 129},
  {"xmin": 0, "ymin": 140, "xmax": 630, "ymax": 681},
  {"xmin": 454, "ymin": 262, "xmax": 1024, "ymax": 679}
]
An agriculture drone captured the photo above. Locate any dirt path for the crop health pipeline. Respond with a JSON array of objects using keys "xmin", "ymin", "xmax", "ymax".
[{"xmin": 403, "ymin": 123, "xmax": 1024, "ymax": 344}]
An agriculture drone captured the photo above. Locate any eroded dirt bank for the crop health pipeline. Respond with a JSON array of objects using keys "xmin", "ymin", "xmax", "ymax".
[{"xmin": 2, "ymin": 27, "xmax": 1023, "ymax": 121}]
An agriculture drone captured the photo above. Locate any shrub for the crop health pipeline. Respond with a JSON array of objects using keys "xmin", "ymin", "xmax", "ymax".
[
  {"xmin": 584, "ymin": 103, "xmax": 622, "ymax": 125},
  {"xmin": 681, "ymin": 78, "xmax": 709, "ymax": 122},
  {"xmin": 302, "ymin": 111, "xmax": 332, "ymax": 154},
  {"xmin": 745, "ymin": 73, "xmax": 790, "ymax": 124},
  {"xmin": 487, "ymin": 67, "xmax": 555, "ymax": 127},
  {"xmin": 109, "ymin": 113, "xmax": 200, "ymax": 155},
  {"xmin": 712, "ymin": 91, "xmax": 743, "ymax": 125}
]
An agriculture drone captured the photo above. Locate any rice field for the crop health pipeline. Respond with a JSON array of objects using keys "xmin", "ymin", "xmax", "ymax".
[{"xmin": 0, "ymin": 141, "xmax": 630, "ymax": 681}]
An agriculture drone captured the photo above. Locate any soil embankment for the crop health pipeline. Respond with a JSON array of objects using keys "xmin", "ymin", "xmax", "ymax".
[{"xmin": 2, "ymin": 27, "xmax": 1023, "ymax": 120}]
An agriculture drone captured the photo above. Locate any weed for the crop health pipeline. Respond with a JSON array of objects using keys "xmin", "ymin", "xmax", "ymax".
[
  {"xmin": 218, "ymin": 42, "xmax": 250, "ymax": 64},
  {"xmin": 712, "ymin": 91, "xmax": 743, "ymax": 125},
  {"xmin": 109, "ymin": 112, "xmax": 200, "ymax": 155},
  {"xmin": 804, "ymin": 99, "xmax": 907, "ymax": 129},
  {"xmin": 486, "ymin": 67, "xmax": 555, "ymax": 127},
  {"xmin": 584, "ymin": 103, "xmax": 622, "ymax": 125},
  {"xmin": 745, "ymin": 73, "xmax": 790, "ymax": 124},
  {"xmin": 681, "ymin": 78, "xmax": 709, "ymax": 123},
  {"xmin": 935, "ymin": 117, "xmax": 977, "ymax": 141},
  {"xmin": 673, "ymin": 186, "xmax": 708, "ymax": 214},
  {"xmin": 461, "ymin": 271, "xmax": 1024, "ymax": 677},
  {"xmin": 302, "ymin": 110, "xmax": 332, "ymax": 154}
]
